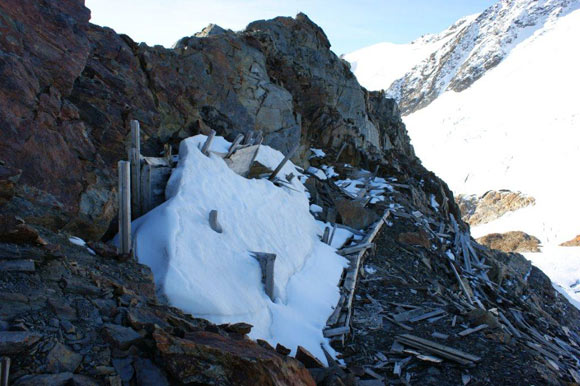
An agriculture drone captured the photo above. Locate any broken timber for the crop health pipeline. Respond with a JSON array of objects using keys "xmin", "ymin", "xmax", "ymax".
[
  {"xmin": 395, "ymin": 334, "xmax": 481, "ymax": 366},
  {"xmin": 324, "ymin": 210, "xmax": 391, "ymax": 342},
  {"xmin": 0, "ymin": 357, "xmax": 10, "ymax": 386},
  {"xmin": 201, "ymin": 129, "xmax": 216, "ymax": 156},
  {"xmin": 269, "ymin": 143, "xmax": 299, "ymax": 181},
  {"xmin": 118, "ymin": 160, "xmax": 131, "ymax": 256},
  {"xmin": 252, "ymin": 252, "xmax": 276, "ymax": 301}
]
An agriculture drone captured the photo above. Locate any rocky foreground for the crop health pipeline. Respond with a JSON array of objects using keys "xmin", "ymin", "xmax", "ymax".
[{"xmin": 1, "ymin": 0, "xmax": 579, "ymax": 385}]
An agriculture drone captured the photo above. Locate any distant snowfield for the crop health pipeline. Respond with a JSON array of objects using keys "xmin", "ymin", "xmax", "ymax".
[
  {"xmin": 343, "ymin": 15, "xmax": 478, "ymax": 92},
  {"xmin": 403, "ymin": 7, "xmax": 580, "ymax": 304},
  {"xmin": 130, "ymin": 135, "xmax": 348, "ymax": 362}
]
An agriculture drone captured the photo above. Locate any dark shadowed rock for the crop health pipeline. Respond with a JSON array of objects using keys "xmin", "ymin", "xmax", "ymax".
[
  {"xmin": 154, "ymin": 330, "xmax": 315, "ymax": 385},
  {"xmin": 0, "ymin": 331, "xmax": 42, "ymax": 354},
  {"xmin": 336, "ymin": 199, "xmax": 379, "ymax": 230},
  {"xmin": 295, "ymin": 346, "xmax": 324, "ymax": 369},
  {"xmin": 46, "ymin": 342, "xmax": 83, "ymax": 373},
  {"xmin": 134, "ymin": 358, "xmax": 170, "ymax": 386},
  {"xmin": 101, "ymin": 324, "xmax": 143, "ymax": 349}
]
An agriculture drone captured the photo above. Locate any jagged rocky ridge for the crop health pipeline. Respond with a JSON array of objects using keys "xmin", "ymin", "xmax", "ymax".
[
  {"xmin": 386, "ymin": 0, "xmax": 578, "ymax": 115},
  {"xmin": 1, "ymin": 0, "xmax": 579, "ymax": 385}
]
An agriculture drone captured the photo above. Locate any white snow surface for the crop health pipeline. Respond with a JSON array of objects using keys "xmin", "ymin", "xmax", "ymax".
[
  {"xmin": 403, "ymin": 6, "xmax": 580, "ymax": 305},
  {"xmin": 130, "ymin": 135, "xmax": 347, "ymax": 361}
]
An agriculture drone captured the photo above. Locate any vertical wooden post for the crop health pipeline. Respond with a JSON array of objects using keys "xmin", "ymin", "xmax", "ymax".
[
  {"xmin": 201, "ymin": 129, "xmax": 216, "ymax": 156},
  {"xmin": 253, "ymin": 253, "xmax": 276, "ymax": 301},
  {"xmin": 163, "ymin": 144, "xmax": 172, "ymax": 164},
  {"xmin": 1, "ymin": 357, "xmax": 10, "ymax": 386},
  {"xmin": 335, "ymin": 142, "xmax": 347, "ymax": 162},
  {"xmin": 129, "ymin": 120, "xmax": 141, "ymax": 218},
  {"xmin": 269, "ymin": 143, "xmax": 299, "ymax": 181},
  {"xmin": 140, "ymin": 163, "xmax": 152, "ymax": 215},
  {"xmin": 209, "ymin": 210, "xmax": 223, "ymax": 233},
  {"xmin": 322, "ymin": 226, "xmax": 330, "ymax": 244},
  {"xmin": 118, "ymin": 161, "xmax": 131, "ymax": 256}
]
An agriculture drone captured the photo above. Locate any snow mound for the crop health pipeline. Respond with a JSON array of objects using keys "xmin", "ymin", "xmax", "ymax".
[{"xmin": 130, "ymin": 135, "xmax": 347, "ymax": 361}]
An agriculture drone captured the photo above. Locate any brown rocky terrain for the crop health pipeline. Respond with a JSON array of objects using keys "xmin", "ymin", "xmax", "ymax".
[
  {"xmin": 456, "ymin": 190, "xmax": 536, "ymax": 226},
  {"xmin": 1, "ymin": 0, "xmax": 580, "ymax": 385},
  {"xmin": 477, "ymin": 231, "xmax": 542, "ymax": 253},
  {"xmin": 560, "ymin": 235, "xmax": 580, "ymax": 247}
]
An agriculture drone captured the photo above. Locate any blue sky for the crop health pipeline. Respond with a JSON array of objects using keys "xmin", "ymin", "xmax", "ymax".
[{"xmin": 86, "ymin": 0, "xmax": 493, "ymax": 55}]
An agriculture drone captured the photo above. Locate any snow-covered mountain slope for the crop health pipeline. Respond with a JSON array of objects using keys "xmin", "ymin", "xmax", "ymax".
[
  {"xmin": 343, "ymin": 14, "xmax": 477, "ymax": 93},
  {"xmin": 348, "ymin": 0, "xmax": 579, "ymax": 115},
  {"xmin": 404, "ymin": 4, "xmax": 580, "ymax": 304}
]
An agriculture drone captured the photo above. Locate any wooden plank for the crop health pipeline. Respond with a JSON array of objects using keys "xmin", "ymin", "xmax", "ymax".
[
  {"xmin": 397, "ymin": 334, "xmax": 481, "ymax": 362},
  {"xmin": 323, "ymin": 326, "xmax": 350, "ymax": 338},
  {"xmin": 335, "ymin": 142, "xmax": 347, "ymax": 162},
  {"xmin": 326, "ymin": 294, "xmax": 345, "ymax": 326},
  {"xmin": 201, "ymin": 129, "xmax": 216, "ymax": 156},
  {"xmin": 409, "ymin": 309, "xmax": 446, "ymax": 323},
  {"xmin": 322, "ymin": 227, "xmax": 330, "ymax": 244},
  {"xmin": 129, "ymin": 120, "xmax": 141, "ymax": 218},
  {"xmin": 328, "ymin": 224, "xmax": 337, "ymax": 246},
  {"xmin": 393, "ymin": 308, "xmax": 427, "ymax": 323},
  {"xmin": 458, "ymin": 324, "xmax": 488, "ymax": 337},
  {"xmin": 118, "ymin": 160, "xmax": 131, "ymax": 255},
  {"xmin": 225, "ymin": 134, "xmax": 245, "ymax": 158},
  {"xmin": 140, "ymin": 163, "xmax": 152, "ymax": 214},
  {"xmin": 0, "ymin": 260, "xmax": 35, "ymax": 272},
  {"xmin": 448, "ymin": 259, "xmax": 473, "ymax": 304},
  {"xmin": 269, "ymin": 143, "xmax": 299, "ymax": 181},
  {"xmin": 337, "ymin": 242, "xmax": 373, "ymax": 256},
  {"xmin": 1, "ymin": 356, "xmax": 10, "ymax": 386}
]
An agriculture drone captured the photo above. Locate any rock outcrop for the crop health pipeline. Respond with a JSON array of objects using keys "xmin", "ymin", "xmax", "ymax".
[
  {"xmin": 0, "ymin": 0, "xmax": 412, "ymax": 241},
  {"xmin": 477, "ymin": 231, "xmax": 542, "ymax": 253},
  {"xmin": 456, "ymin": 190, "xmax": 535, "ymax": 226}
]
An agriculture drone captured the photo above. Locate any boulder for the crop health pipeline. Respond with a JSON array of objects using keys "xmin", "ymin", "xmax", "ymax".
[
  {"xmin": 0, "ymin": 331, "xmax": 42, "ymax": 354},
  {"xmin": 101, "ymin": 324, "xmax": 143, "ymax": 350},
  {"xmin": 153, "ymin": 330, "xmax": 315, "ymax": 385},
  {"xmin": 45, "ymin": 342, "xmax": 83, "ymax": 373},
  {"xmin": 457, "ymin": 190, "xmax": 535, "ymax": 226},
  {"xmin": 335, "ymin": 199, "xmax": 379, "ymax": 230},
  {"xmin": 477, "ymin": 231, "xmax": 541, "ymax": 253},
  {"xmin": 560, "ymin": 235, "xmax": 580, "ymax": 247}
]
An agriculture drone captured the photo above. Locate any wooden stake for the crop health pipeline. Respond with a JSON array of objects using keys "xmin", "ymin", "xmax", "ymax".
[
  {"xmin": 201, "ymin": 129, "xmax": 216, "ymax": 156},
  {"xmin": 140, "ymin": 163, "xmax": 152, "ymax": 214},
  {"xmin": 322, "ymin": 227, "xmax": 330, "ymax": 244},
  {"xmin": 269, "ymin": 143, "xmax": 299, "ymax": 181},
  {"xmin": 335, "ymin": 142, "xmax": 347, "ymax": 162},
  {"xmin": 252, "ymin": 253, "xmax": 276, "ymax": 301},
  {"xmin": 1, "ymin": 357, "xmax": 10, "ymax": 386},
  {"xmin": 209, "ymin": 210, "xmax": 223, "ymax": 233},
  {"xmin": 118, "ymin": 161, "xmax": 131, "ymax": 256},
  {"xmin": 129, "ymin": 120, "xmax": 141, "ymax": 218},
  {"xmin": 225, "ymin": 134, "xmax": 244, "ymax": 158}
]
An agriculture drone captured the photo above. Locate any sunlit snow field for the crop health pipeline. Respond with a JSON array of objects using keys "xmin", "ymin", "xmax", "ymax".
[{"xmin": 403, "ymin": 7, "xmax": 580, "ymax": 306}]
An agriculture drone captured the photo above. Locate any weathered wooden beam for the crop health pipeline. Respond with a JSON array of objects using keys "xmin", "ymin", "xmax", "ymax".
[
  {"xmin": 118, "ymin": 160, "xmax": 131, "ymax": 256},
  {"xmin": 458, "ymin": 324, "xmax": 488, "ymax": 337},
  {"xmin": 269, "ymin": 143, "xmax": 299, "ymax": 181},
  {"xmin": 396, "ymin": 334, "xmax": 481, "ymax": 365},
  {"xmin": 201, "ymin": 129, "xmax": 216, "ymax": 156},
  {"xmin": 328, "ymin": 224, "xmax": 337, "ymax": 246},
  {"xmin": 335, "ymin": 142, "xmax": 347, "ymax": 162},
  {"xmin": 0, "ymin": 260, "xmax": 35, "ymax": 272},
  {"xmin": 337, "ymin": 242, "xmax": 374, "ymax": 256},
  {"xmin": 225, "ymin": 134, "xmax": 244, "ymax": 158},
  {"xmin": 209, "ymin": 210, "xmax": 223, "ymax": 233},
  {"xmin": 140, "ymin": 163, "xmax": 152, "ymax": 214},
  {"xmin": 448, "ymin": 258, "xmax": 473, "ymax": 304},
  {"xmin": 323, "ymin": 326, "xmax": 350, "ymax": 338},
  {"xmin": 252, "ymin": 253, "xmax": 276, "ymax": 301},
  {"xmin": 129, "ymin": 120, "xmax": 141, "ymax": 218},
  {"xmin": 1, "ymin": 356, "xmax": 10, "ymax": 386},
  {"xmin": 321, "ymin": 227, "xmax": 330, "ymax": 244}
]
